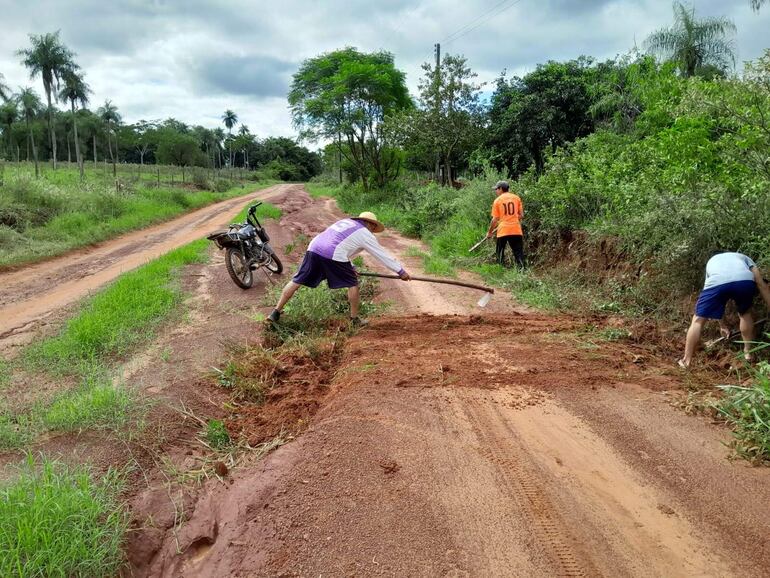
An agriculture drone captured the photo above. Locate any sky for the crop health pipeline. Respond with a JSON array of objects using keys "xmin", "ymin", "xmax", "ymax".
[{"xmin": 0, "ymin": 0, "xmax": 767, "ymax": 141}]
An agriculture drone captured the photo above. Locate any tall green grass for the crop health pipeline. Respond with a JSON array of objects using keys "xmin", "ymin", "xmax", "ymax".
[
  {"xmin": 0, "ymin": 455, "xmax": 128, "ymax": 577},
  {"xmin": 717, "ymin": 344, "xmax": 770, "ymax": 464},
  {"xmin": 25, "ymin": 240, "xmax": 209, "ymax": 375},
  {"xmin": 0, "ymin": 169, "xmax": 272, "ymax": 268}
]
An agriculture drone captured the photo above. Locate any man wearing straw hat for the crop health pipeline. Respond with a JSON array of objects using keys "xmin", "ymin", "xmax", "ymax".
[{"xmin": 267, "ymin": 212, "xmax": 411, "ymax": 326}]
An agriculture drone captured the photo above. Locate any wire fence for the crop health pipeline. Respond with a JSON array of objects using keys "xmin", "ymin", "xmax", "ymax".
[{"xmin": 0, "ymin": 160, "xmax": 253, "ymax": 191}]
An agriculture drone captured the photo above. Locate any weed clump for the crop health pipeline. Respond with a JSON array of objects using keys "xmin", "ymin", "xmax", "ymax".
[
  {"xmin": 205, "ymin": 419, "xmax": 231, "ymax": 449},
  {"xmin": 717, "ymin": 346, "xmax": 770, "ymax": 464},
  {"xmin": 0, "ymin": 455, "xmax": 128, "ymax": 577}
]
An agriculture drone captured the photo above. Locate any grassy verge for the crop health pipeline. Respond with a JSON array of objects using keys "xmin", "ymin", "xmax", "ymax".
[
  {"xmin": 0, "ymin": 455, "xmax": 128, "ymax": 577},
  {"xmin": 24, "ymin": 240, "xmax": 210, "ymax": 376},
  {"xmin": 0, "ymin": 201, "xmax": 282, "ymax": 451},
  {"xmin": 716, "ymin": 344, "xmax": 770, "ymax": 464},
  {"xmin": 0, "ymin": 169, "xmax": 277, "ymax": 268}
]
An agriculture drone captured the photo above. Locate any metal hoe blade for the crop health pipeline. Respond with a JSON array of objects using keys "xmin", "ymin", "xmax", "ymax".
[{"xmin": 477, "ymin": 292, "xmax": 492, "ymax": 308}]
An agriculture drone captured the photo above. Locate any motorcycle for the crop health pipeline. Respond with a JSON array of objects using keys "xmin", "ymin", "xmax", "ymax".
[{"xmin": 207, "ymin": 202, "xmax": 283, "ymax": 289}]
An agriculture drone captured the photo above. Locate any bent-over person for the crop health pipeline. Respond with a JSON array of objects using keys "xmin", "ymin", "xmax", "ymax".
[
  {"xmin": 268, "ymin": 212, "xmax": 410, "ymax": 326},
  {"xmin": 679, "ymin": 252, "xmax": 770, "ymax": 368}
]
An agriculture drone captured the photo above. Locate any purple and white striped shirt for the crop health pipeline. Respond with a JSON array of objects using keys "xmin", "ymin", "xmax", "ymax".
[{"xmin": 308, "ymin": 218, "xmax": 405, "ymax": 275}]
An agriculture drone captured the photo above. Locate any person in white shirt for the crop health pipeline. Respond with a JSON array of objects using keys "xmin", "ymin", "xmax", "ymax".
[
  {"xmin": 267, "ymin": 212, "xmax": 410, "ymax": 326},
  {"xmin": 679, "ymin": 252, "xmax": 770, "ymax": 368}
]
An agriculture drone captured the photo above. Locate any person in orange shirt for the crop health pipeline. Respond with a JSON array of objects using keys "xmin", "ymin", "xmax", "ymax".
[{"xmin": 486, "ymin": 180, "xmax": 525, "ymax": 268}]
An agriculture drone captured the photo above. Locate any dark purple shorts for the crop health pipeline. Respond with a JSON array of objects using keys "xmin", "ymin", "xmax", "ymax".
[
  {"xmin": 292, "ymin": 251, "xmax": 358, "ymax": 289},
  {"xmin": 695, "ymin": 280, "xmax": 757, "ymax": 319}
]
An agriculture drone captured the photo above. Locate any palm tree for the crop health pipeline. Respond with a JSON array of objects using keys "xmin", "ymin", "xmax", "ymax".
[
  {"xmin": 0, "ymin": 100, "xmax": 18, "ymax": 160},
  {"xmin": 644, "ymin": 2, "xmax": 736, "ymax": 78},
  {"xmin": 750, "ymin": 0, "xmax": 766, "ymax": 11},
  {"xmin": 59, "ymin": 69, "xmax": 90, "ymax": 180},
  {"xmin": 18, "ymin": 87, "xmax": 42, "ymax": 178},
  {"xmin": 98, "ymin": 100, "xmax": 121, "ymax": 177},
  {"xmin": 17, "ymin": 31, "xmax": 77, "ymax": 169},
  {"xmin": 0, "ymin": 73, "xmax": 10, "ymax": 101},
  {"xmin": 212, "ymin": 127, "xmax": 226, "ymax": 168},
  {"xmin": 222, "ymin": 109, "xmax": 238, "ymax": 166}
]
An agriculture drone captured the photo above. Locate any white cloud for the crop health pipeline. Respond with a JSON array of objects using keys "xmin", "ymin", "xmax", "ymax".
[{"xmin": 0, "ymin": 0, "xmax": 767, "ymax": 139}]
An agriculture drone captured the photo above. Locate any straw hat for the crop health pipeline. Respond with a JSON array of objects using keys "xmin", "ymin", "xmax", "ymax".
[{"xmin": 354, "ymin": 211, "xmax": 385, "ymax": 233}]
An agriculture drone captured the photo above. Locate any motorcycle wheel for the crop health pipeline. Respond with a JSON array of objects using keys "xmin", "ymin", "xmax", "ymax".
[
  {"xmin": 265, "ymin": 251, "xmax": 283, "ymax": 274},
  {"xmin": 225, "ymin": 248, "xmax": 254, "ymax": 289}
]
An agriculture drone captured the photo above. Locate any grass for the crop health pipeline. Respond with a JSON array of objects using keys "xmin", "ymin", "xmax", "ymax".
[
  {"xmin": 305, "ymin": 182, "xmax": 341, "ymax": 199},
  {"xmin": 0, "ymin": 454, "xmax": 128, "ymax": 578},
  {"xmin": 0, "ymin": 164, "xmax": 276, "ymax": 268},
  {"xmin": 24, "ymin": 240, "xmax": 210, "ymax": 376},
  {"xmin": 204, "ymin": 420, "xmax": 231, "ymax": 449},
  {"xmin": 716, "ymin": 343, "xmax": 770, "ymax": 464},
  {"xmin": 2, "ymin": 199, "xmax": 283, "ymax": 451},
  {"xmin": 42, "ymin": 382, "xmax": 136, "ymax": 433},
  {"xmin": 0, "ymin": 380, "xmax": 139, "ymax": 452}
]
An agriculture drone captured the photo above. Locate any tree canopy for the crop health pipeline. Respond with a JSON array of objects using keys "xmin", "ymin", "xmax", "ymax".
[{"xmin": 289, "ymin": 47, "xmax": 412, "ymax": 188}]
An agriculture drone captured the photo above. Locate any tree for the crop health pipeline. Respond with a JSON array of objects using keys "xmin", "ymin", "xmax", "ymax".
[
  {"xmin": 130, "ymin": 120, "xmax": 158, "ymax": 169},
  {"xmin": 644, "ymin": 2, "xmax": 736, "ymax": 78},
  {"xmin": 17, "ymin": 31, "xmax": 77, "ymax": 170},
  {"xmin": 392, "ymin": 54, "xmax": 484, "ymax": 184},
  {"xmin": 0, "ymin": 100, "xmax": 18, "ymax": 160},
  {"xmin": 18, "ymin": 88, "xmax": 42, "ymax": 177},
  {"xmin": 289, "ymin": 47, "xmax": 412, "ymax": 189},
  {"xmin": 750, "ymin": 0, "xmax": 766, "ymax": 11},
  {"xmin": 221, "ymin": 109, "xmax": 238, "ymax": 166},
  {"xmin": 59, "ymin": 69, "xmax": 90, "ymax": 180},
  {"xmin": 98, "ymin": 100, "xmax": 121, "ymax": 176},
  {"xmin": 212, "ymin": 127, "xmax": 225, "ymax": 168},
  {"xmin": 0, "ymin": 73, "xmax": 9, "ymax": 101},
  {"xmin": 487, "ymin": 58, "xmax": 598, "ymax": 175},
  {"xmin": 156, "ymin": 131, "xmax": 204, "ymax": 167}
]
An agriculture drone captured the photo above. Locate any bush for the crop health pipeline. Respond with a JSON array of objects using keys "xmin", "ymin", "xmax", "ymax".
[
  {"xmin": 191, "ymin": 169, "xmax": 212, "ymax": 190},
  {"xmin": 214, "ymin": 178, "xmax": 231, "ymax": 193}
]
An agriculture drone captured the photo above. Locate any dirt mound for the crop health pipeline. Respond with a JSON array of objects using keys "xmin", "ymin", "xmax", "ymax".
[{"xmin": 135, "ymin": 313, "xmax": 713, "ymax": 577}]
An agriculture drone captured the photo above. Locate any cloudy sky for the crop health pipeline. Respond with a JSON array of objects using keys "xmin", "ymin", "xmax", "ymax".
[{"xmin": 0, "ymin": 0, "xmax": 767, "ymax": 140}]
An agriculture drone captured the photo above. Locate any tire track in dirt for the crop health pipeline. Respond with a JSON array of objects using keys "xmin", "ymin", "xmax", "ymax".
[
  {"xmin": 0, "ymin": 184, "xmax": 298, "ymax": 349},
  {"xmin": 461, "ymin": 393, "xmax": 593, "ymax": 576},
  {"xmin": 110, "ymin": 186, "xmax": 762, "ymax": 576}
]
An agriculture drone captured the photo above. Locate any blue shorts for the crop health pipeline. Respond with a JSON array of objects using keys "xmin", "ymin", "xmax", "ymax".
[
  {"xmin": 695, "ymin": 280, "xmax": 757, "ymax": 319},
  {"xmin": 292, "ymin": 251, "xmax": 358, "ymax": 289}
]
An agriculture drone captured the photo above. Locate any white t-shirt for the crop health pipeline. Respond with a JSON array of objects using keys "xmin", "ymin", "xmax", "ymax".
[{"xmin": 703, "ymin": 252, "xmax": 756, "ymax": 289}]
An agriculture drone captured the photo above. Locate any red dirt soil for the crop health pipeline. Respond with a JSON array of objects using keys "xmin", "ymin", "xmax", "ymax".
[
  {"xmin": 2, "ymin": 184, "xmax": 766, "ymax": 576},
  {"xmin": 124, "ymin": 188, "xmax": 770, "ymax": 577}
]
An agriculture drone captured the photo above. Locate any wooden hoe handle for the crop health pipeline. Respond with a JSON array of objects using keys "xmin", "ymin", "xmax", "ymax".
[{"xmin": 357, "ymin": 272, "xmax": 494, "ymax": 294}]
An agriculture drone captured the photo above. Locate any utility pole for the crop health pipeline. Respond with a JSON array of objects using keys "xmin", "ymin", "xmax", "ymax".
[{"xmin": 434, "ymin": 43, "xmax": 441, "ymax": 184}]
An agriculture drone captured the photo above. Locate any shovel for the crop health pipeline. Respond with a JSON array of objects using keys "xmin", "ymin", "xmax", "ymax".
[{"xmin": 357, "ymin": 272, "xmax": 494, "ymax": 308}]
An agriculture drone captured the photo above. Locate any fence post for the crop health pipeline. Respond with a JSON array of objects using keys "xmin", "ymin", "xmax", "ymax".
[{"xmin": 157, "ymin": 168, "xmax": 160, "ymax": 186}]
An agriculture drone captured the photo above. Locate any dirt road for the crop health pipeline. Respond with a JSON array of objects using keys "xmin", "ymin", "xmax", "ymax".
[
  {"xmin": 5, "ymin": 184, "xmax": 768, "ymax": 576},
  {"xmin": 0, "ymin": 184, "xmax": 295, "ymax": 349},
  {"xmin": 120, "ymin": 187, "xmax": 769, "ymax": 577}
]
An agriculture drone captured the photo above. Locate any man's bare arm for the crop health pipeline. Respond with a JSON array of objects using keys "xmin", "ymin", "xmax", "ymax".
[
  {"xmin": 487, "ymin": 217, "xmax": 499, "ymax": 238},
  {"xmin": 753, "ymin": 266, "xmax": 770, "ymax": 308}
]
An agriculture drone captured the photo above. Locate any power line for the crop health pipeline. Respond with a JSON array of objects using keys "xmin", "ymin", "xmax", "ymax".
[
  {"xmin": 441, "ymin": 0, "xmax": 520, "ymax": 46},
  {"xmin": 444, "ymin": 0, "xmax": 524, "ymax": 47},
  {"xmin": 419, "ymin": 0, "xmax": 525, "ymax": 64}
]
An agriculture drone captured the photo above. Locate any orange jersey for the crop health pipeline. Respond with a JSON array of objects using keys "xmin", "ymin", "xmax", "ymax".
[{"xmin": 491, "ymin": 192, "xmax": 523, "ymax": 236}]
